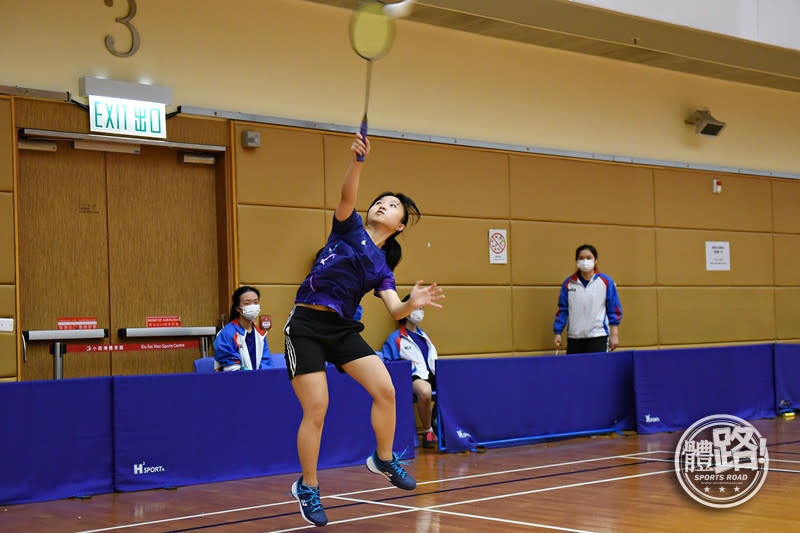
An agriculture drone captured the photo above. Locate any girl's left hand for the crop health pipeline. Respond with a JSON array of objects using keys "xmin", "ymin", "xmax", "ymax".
[
  {"xmin": 609, "ymin": 332, "xmax": 619, "ymax": 351},
  {"xmin": 409, "ymin": 280, "xmax": 445, "ymax": 309}
]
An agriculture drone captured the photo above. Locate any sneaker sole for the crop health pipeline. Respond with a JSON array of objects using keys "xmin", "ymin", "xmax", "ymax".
[
  {"xmin": 291, "ymin": 480, "xmax": 327, "ymax": 527},
  {"xmin": 365, "ymin": 455, "xmax": 386, "ymax": 477},
  {"xmin": 365, "ymin": 455, "xmax": 416, "ymax": 490}
]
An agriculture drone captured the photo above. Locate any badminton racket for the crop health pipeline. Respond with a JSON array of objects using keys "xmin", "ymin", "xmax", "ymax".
[{"xmin": 349, "ymin": 1, "xmax": 397, "ymax": 161}]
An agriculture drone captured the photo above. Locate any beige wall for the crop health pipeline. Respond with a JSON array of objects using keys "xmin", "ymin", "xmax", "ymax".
[
  {"xmin": 1, "ymin": 0, "xmax": 800, "ymax": 175},
  {"xmin": 234, "ymin": 123, "xmax": 800, "ymax": 357},
  {"xmin": 2, "ymin": 1, "xmax": 799, "ymax": 365}
]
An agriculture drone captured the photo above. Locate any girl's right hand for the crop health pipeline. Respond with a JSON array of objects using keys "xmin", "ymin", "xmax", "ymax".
[
  {"xmin": 553, "ymin": 334, "xmax": 562, "ymax": 348},
  {"xmin": 350, "ymin": 134, "xmax": 370, "ymax": 161}
]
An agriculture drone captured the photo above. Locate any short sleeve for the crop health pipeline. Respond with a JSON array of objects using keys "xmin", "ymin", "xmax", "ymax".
[{"xmin": 332, "ymin": 209, "xmax": 361, "ymax": 234}]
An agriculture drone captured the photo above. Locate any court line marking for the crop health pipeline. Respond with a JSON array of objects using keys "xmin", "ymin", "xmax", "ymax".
[
  {"xmin": 426, "ymin": 469, "xmax": 674, "ymax": 509},
  {"xmin": 333, "ymin": 496, "xmax": 598, "ymax": 533},
  {"xmin": 263, "ymin": 508, "xmax": 418, "ymax": 533},
  {"xmin": 769, "ymin": 458, "xmax": 800, "ymax": 465},
  {"xmin": 335, "ymin": 450, "xmax": 664, "ymax": 499},
  {"xmin": 262, "ymin": 468, "xmax": 671, "ymax": 533},
  {"xmin": 71, "ymin": 450, "xmax": 662, "ymax": 533}
]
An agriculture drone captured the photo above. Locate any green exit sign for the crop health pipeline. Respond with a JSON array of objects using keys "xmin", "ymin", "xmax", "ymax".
[{"xmin": 88, "ymin": 95, "xmax": 166, "ymax": 139}]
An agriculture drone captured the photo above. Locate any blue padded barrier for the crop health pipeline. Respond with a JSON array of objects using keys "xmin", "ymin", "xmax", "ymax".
[
  {"xmin": 436, "ymin": 352, "xmax": 636, "ymax": 452},
  {"xmin": 0, "ymin": 377, "xmax": 113, "ymax": 505},
  {"xmin": 774, "ymin": 344, "xmax": 800, "ymax": 413},
  {"xmin": 113, "ymin": 361, "xmax": 414, "ymax": 491},
  {"xmin": 634, "ymin": 344, "xmax": 775, "ymax": 434}
]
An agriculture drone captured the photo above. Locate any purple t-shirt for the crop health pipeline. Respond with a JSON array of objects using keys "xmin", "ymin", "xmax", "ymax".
[{"xmin": 295, "ymin": 210, "xmax": 396, "ymax": 319}]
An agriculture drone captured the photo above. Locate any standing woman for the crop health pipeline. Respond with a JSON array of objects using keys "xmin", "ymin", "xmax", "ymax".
[
  {"xmin": 213, "ymin": 286, "xmax": 272, "ymax": 371},
  {"xmin": 285, "ymin": 134, "xmax": 444, "ymax": 527},
  {"xmin": 553, "ymin": 244, "xmax": 622, "ymax": 354}
]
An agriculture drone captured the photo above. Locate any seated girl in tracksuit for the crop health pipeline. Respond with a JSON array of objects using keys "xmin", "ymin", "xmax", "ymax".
[{"xmin": 381, "ymin": 295, "xmax": 438, "ymax": 448}]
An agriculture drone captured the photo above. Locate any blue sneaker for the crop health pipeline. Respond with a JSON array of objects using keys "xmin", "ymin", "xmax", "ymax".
[
  {"xmin": 366, "ymin": 451, "xmax": 416, "ymax": 490},
  {"xmin": 291, "ymin": 476, "xmax": 328, "ymax": 527}
]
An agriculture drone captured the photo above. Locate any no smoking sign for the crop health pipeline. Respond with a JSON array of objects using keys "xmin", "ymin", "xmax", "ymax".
[{"xmin": 489, "ymin": 229, "xmax": 507, "ymax": 264}]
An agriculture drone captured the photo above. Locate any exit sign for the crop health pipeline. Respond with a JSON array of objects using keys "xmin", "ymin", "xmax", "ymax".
[{"xmin": 88, "ymin": 95, "xmax": 166, "ymax": 139}]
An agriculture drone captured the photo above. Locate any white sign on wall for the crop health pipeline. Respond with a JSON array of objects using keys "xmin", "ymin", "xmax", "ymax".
[
  {"xmin": 705, "ymin": 241, "xmax": 731, "ymax": 271},
  {"xmin": 489, "ymin": 229, "xmax": 507, "ymax": 264},
  {"xmin": 88, "ymin": 95, "xmax": 166, "ymax": 139}
]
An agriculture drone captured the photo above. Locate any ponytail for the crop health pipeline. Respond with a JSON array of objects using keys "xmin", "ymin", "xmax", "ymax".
[{"xmin": 382, "ymin": 235, "xmax": 402, "ymax": 271}]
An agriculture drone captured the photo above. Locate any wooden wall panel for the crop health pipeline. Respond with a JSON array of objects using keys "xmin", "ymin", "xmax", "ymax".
[
  {"xmin": 657, "ymin": 288, "xmax": 775, "ymax": 345},
  {"xmin": 509, "ymin": 156, "xmax": 654, "ymax": 225},
  {"xmin": 235, "ymin": 125, "xmax": 325, "ymax": 208},
  {"xmin": 511, "ymin": 221, "xmax": 656, "ymax": 286},
  {"xmin": 0, "ymin": 285, "xmax": 14, "ymax": 318},
  {"xmin": 419, "ymin": 286, "xmax": 512, "ymax": 355},
  {"xmin": 164, "ymin": 115, "xmax": 228, "ymax": 146},
  {"xmin": 656, "ymin": 229, "xmax": 773, "ymax": 286},
  {"xmin": 14, "ymin": 99, "xmax": 89, "ymax": 133},
  {"xmin": 323, "ymin": 135, "xmax": 509, "ymax": 219},
  {"xmin": 615, "ymin": 287, "xmax": 658, "ymax": 348},
  {"xmin": 0, "ymin": 285, "xmax": 15, "ymax": 378},
  {"xmin": 393, "ymin": 216, "xmax": 510, "ymax": 286},
  {"xmin": 773, "ymin": 180, "xmax": 800, "ymax": 234},
  {"xmin": 774, "ymin": 234, "xmax": 800, "ymax": 287},
  {"xmin": 654, "ymin": 169, "xmax": 772, "ymax": 231},
  {"xmin": 237, "ymin": 206, "xmax": 326, "ymax": 285},
  {"xmin": 776, "ymin": 288, "xmax": 800, "ymax": 340},
  {"xmin": 511, "ymin": 287, "xmax": 562, "ymax": 353},
  {"xmin": 0, "ymin": 332, "xmax": 12, "ymax": 378},
  {"xmin": 0, "ymin": 98, "xmax": 11, "ymax": 191},
  {"xmin": 0, "ymin": 193, "xmax": 14, "ymax": 284}
]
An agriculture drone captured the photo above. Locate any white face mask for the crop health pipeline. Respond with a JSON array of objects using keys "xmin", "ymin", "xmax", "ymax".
[
  {"xmin": 240, "ymin": 303, "xmax": 260, "ymax": 321},
  {"xmin": 577, "ymin": 259, "xmax": 595, "ymax": 273},
  {"xmin": 408, "ymin": 309, "xmax": 424, "ymax": 324}
]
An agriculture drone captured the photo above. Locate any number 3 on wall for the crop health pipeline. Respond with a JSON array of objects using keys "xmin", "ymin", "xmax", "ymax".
[{"xmin": 104, "ymin": 0, "xmax": 140, "ymax": 57}]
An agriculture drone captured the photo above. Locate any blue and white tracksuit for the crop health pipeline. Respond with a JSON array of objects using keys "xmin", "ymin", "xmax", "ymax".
[
  {"xmin": 553, "ymin": 271, "xmax": 622, "ymax": 339},
  {"xmin": 381, "ymin": 326, "xmax": 437, "ymax": 381},
  {"xmin": 213, "ymin": 319, "xmax": 272, "ymax": 371}
]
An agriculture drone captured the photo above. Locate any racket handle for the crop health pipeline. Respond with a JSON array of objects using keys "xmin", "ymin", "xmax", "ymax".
[{"xmin": 357, "ymin": 118, "xmax": 368, "ymax": 162}]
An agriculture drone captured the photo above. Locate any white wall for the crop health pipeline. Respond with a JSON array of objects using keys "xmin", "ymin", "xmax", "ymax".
[{"xmin": 571, "ymin": 0, "xmax": 800, "ymax": 51}]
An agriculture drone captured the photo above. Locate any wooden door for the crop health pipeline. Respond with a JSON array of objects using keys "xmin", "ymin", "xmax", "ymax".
[
  {"xmin": 18, "ymin": 142, "xmax": 220, "ymax": 379},
  {"xmin": 18, "ymin": 141, "xmax": 112, "ymax": 380},
  {"xmin": 106, "ymin": 146, "xmax": 219, "ymax": 375}
]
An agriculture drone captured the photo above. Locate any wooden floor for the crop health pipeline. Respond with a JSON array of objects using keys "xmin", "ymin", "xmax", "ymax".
[{"xmin": 4, "ymin": 416, "xmax": 800, "ymax": 533}]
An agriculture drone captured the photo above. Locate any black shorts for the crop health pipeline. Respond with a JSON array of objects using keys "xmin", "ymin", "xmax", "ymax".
[
  {"xmin": 284, "ymin": 305, "xmax": 376, "ymax": 379},
  {"xmin": 412, "ymin": 374, "xmax": 437, "ymax": 391},
  {"xmin": 566, "ymin": 336, "xmax": 608, "ymax": 354}
]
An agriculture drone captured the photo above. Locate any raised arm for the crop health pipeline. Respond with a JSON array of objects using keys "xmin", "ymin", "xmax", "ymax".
[
  {"xmin": 379, "ymin": 280, "xmax": 445, "ymax": 321},
  {"xmin": 334, "ymin": 135, "xmax": 370, "ymax": 222}
]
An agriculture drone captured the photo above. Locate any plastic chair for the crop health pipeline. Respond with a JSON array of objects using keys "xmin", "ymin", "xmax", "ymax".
[{"xmin": 193, "ymin": 357, "xmax": 216, "ymax": 373}]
